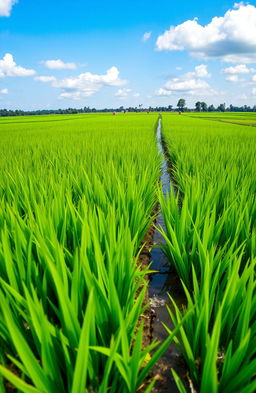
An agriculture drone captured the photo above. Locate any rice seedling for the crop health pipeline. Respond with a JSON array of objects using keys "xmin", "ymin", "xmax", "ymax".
[
  {"xmin": 188, "ymin": 111, "xmax": 256, "ymax": 126},
  {"xmin": 0, "ymin": 113, "xmax": 176, "ymax": 392},
  {"xmin": 159, "ymin": 114, "xmax": 256, "ymax": 392}
]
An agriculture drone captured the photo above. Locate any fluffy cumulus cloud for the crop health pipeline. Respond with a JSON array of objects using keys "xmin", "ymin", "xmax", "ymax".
[
  {"xmin": 0, "ymin": 0, "xmax": 18, "ymax": 17},
  {"xmin": 164, "ymin": 78, "xmax": 210, "ymax": 92},
  {"xmin": 0, "ymin": 53, "xmax": 36, "ymax": 77},
  {"xmin": 0, "ymin": 88, "xmax": 8, "ymax": 94},
  {"xmin": 156, "ymin": 64, "xmax": 217, "ymax": 96},
  {"xmin": 223, "ymin": 64, "xmax": 256, "ymax": 82},
  {"xmin": 42, "ymin": 59, "xmax": 77, "ymax": 70},
  {"xmin": 223, "ymin": 64, "xmax": 255, "ymax": 74},
  {"xmin": 142, "ymin": 32, "xmax": 151, "ymax": 41},
  {"xmin": 114, "ymin": 88, "xmax": 131, "ymax": 98},
  {"xmin": 156, "ymin": 3, "xmax": 256, "ymax": 63},
  {"xmin": 187, "ymin": 64, "xmax": 211, "ymax": 78},
  {"xmin": 35, "ymin": 66, "xmax": 127, "ymax": 100}
]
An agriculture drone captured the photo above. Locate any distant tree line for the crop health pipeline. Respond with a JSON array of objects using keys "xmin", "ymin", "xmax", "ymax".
[
  {"xmin": 0, "ymin": 108, "xmax": 91, "ymax": 117},
  {"xmin": 194, "ymin": 101, "xmax": 256, "ymax": 113},
  {"xmin": 1, "ymin": 101, "xmax": 256, "ymax": 117},
  {"xmin": 0, "ymin": 105, "xmax": 174, "ymax": 117},
  {"xmin": 176, "ymin": 99, "xmax": 256, "ymax": 113}
]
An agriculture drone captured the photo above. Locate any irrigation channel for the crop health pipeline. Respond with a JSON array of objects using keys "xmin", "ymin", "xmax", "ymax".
[{"xmin": 149, "ymin": 117, "xmax": 187, "ymax": 393}]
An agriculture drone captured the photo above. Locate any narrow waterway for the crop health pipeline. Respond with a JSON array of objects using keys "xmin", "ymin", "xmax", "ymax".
[{"xmin": 149, "ymin": 117, "xmax": 187, "ymax": 393}]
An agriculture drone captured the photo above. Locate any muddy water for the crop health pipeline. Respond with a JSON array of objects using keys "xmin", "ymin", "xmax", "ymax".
[{"xmin": 149, "ymin": 118, "xmax": 187, "ymax": 393}]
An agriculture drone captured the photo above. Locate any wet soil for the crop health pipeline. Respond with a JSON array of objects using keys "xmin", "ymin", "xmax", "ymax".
[
  {"xmin": 137, "ymin": 204, "xmax": 159, "ymax": 349},
  {"xmin": 143, "ymin": 118, "xmax": 189, "ymax": 392},
  {"xmin": 138, "ymin": 206, "xmax": 189, "ymax": 393},
  {"xmin": 148, "ymin": 223, "xmax": 189, "ymax": 393}
]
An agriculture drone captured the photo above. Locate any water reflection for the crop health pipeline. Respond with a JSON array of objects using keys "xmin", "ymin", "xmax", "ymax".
[{"xmin": 149, "ymin": 118, "xmax": 187, "ymax": 393}]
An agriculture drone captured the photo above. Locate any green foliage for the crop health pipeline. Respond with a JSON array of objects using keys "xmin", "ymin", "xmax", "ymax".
[
  {"xmin": 177, "ymin": 99, "xmax": 186, "ymax": 111},
  {"xmin": 160, "ymin": 114, "xmax": 256, "ymax": 392},
  {"xmin": 0, "ymin": 113, "xmax": 167, "ymax": 392}
]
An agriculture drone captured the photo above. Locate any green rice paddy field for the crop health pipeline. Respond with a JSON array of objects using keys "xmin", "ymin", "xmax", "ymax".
[
  {"xmin": 0, "ymin": 112, "xmax": 255, "ymax": 393},
  {"xmin": 188, "ymin": 112, "xmax": 256, "ymax": 126}
]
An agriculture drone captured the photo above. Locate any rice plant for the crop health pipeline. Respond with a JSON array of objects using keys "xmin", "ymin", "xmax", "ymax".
[
  {"xmin": 0, "ymin": 113, "xmax": 173, "ymax": 392},
  {"xmin": 160, "ymin": 114, "xmax": 256, "ymax": 392}
]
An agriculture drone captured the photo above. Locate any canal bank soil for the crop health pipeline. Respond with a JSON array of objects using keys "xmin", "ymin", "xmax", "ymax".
[
  {"xmin": 138, "ymin": 205, "xmax": 189, "ymax": 393},
  {"xmin": 148, "ymin": 219, "xmax": 189, "ymax": 393},
  {"xmin": 138, "ymin": 205, "xmax": 158, "ymax": 349}
]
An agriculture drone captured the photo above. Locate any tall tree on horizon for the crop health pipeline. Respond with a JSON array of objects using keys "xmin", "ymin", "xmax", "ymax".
[{"xmin": 177, "ymin": 98, "xmax": 186, "ymax": 112}]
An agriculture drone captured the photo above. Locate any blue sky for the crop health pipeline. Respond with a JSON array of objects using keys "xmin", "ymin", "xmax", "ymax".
[{"xmin": 1, "ymin": 0, "xmax": 256, "ymax": 109}]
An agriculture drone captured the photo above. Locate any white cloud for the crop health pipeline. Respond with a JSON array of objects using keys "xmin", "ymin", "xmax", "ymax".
[
  {"xmin": 234, "ymin": 2, "xmax": 249, "ymax": 8},
  {"xmin": 0, "ymin": 53, "xmax": 36, "ymax": 77},
  {"xmin": 165, "ymin": 78, "xmax": 210, "ymax": 92},
  {"xmin": 59, "ymin": 91, "xmax": 85, "ymax": 100},
  {"xmin": 155, "ymin": 88, "xmax": 172, "ymax": 96},
  {"xmin": 176, "ymin": 66, "xmax": 183, "ymax": 70},
  {"xmin": 156, "ymin": 3, "xmax": 256, "ymax": 63},
  {"xmin": 114, "ymin": 88, "xmax": 131, "ymax": 97},
  {"xmin": 42, "ymin": 59, "xmax": 77, "ymax": 70},
  {"xmin": 35, "ymin": 66, "xmax": 127, "ymax": 100},
  {"xmin": 142, "ymin": 32, "xmax": 151, "ymax": 41},
  {"xmin": 221, "ymin": 54, "xmax": 256, "ymax": 63},
  {"xmin": 171, "ymin": 64, "xmax": 211, "ymax": 81},
  {"xmin": 252, "ymin": 74, "xmax": 256, "ymax": 81},
  {"xmin": 225, "ymin": 74, "xmax": 244, "ymax": 82},
  {"xmin": 252, "ymin": 87, "xmax": 256, "ymax": 95},
  {"xmin": 156, "ymin": 65, "xmax": 217, "ymax": 96},
  {"xmin": 223, "ymin": 64, "xmax": 256, "ymax": 82},
  {"xmin": 0, "ymin": 88, "xmax": 8, "ymax": 94},
  {"xmin": 223, "ymin": 64, "xmax": 255, "ymax": 74},
  {"xmin": 56, "ymin": 67, "xmax": 126, "ymax": 90},
  {"xmin": 193, "ymin": 64, "xmax": 211, "ymax": 77},
  {"xmin": 35, "ymin": 76, "xmax": 57, "ymax": 83},
  {"xmin": 173, "ymin": 64, "xmax": 210, "ymax": 81},
  {"xmin": 0, "ymin": 0, "xmax": 18, "ymax": 17},
  {"xmin": 133, "ymin": 92, "xmax": 140, "ymax": 97}
]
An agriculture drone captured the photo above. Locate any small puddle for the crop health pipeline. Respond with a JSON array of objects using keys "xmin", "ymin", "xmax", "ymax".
[{"xmin": 149, "ymin": 117, "xmax": 187, "ymax": 393}]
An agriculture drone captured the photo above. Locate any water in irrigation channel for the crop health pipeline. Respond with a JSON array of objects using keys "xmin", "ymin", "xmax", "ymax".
[{"xmin": 149, "ymin": 117, "xmax": 187, "ymax": 393}]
